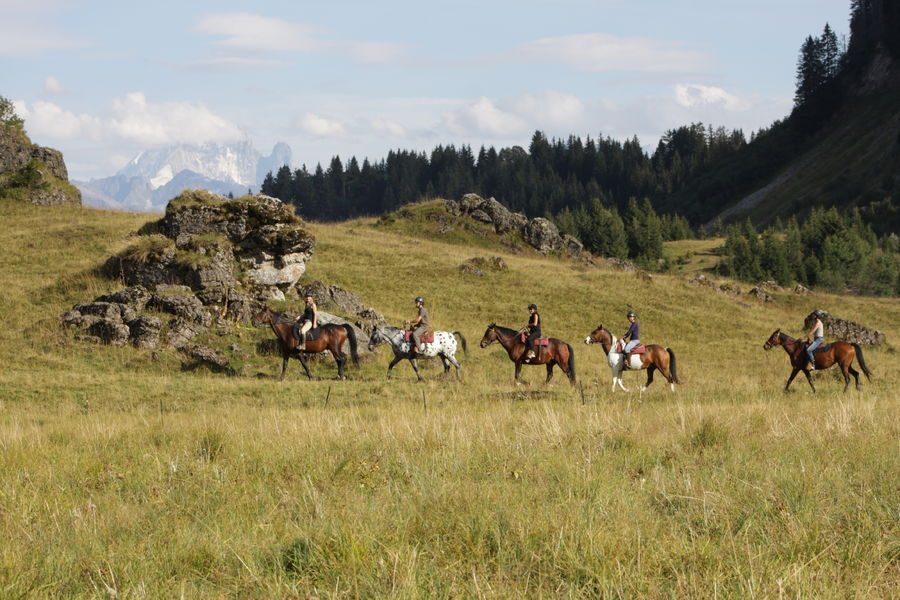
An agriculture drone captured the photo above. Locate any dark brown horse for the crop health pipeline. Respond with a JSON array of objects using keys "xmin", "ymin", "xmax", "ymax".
[
  {"xmin": 763, "ymin": 329, "xmax": 872, "ymax": 392},
  {"xmin": 479, "ymin": 324, "xmax": 576, "ymax": 385},
  {"xmin": 253, "ymin": 306, "xmax": 358, "ymax": 380},
  {"xmin": 584, "ymin": 326, "xmax": 678, "ymax": 393}
]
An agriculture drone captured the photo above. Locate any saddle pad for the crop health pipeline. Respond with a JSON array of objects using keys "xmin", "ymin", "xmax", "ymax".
[
  {"xmin": 404, "ymin": 331, "xmax": 434, "ymax": 344},
  {"xmin": 615, "ymin": 342, "xmax": 646, "ymax": 354},
  {"xmin": 519, "ymin": 334, "xmax": 548, "ymax": 346}
]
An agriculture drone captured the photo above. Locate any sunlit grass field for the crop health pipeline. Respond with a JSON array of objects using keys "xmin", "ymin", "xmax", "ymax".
[{"xmin": 1, "ymin": 199, "xmax": 898, "ymax": 597}]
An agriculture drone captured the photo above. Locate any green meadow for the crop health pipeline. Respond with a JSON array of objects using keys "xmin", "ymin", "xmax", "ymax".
[{"xmin": 1, "ymin": 199, "xmax": 897, "ymax": 597}]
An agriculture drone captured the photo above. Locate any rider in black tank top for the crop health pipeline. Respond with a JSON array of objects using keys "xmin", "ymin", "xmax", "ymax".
[{"xmin": 525, "ymin": 303, "xmax": 541, "ymax": 360}]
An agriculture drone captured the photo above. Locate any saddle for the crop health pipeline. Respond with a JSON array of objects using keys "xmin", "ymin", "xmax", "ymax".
[
  {"xmin": 804, "ymin": 342, "xmax": 831, "ymax": 354},
  {"xmin": 292, "ymin": 323, "xmax": 322, "ymax": 342},
  {"xmin": 519, "ymin": 333, "xmax": 549, "ymax": 346},
  {"xmin": 615, "ymin": 341, "xmax": 646, "ymax": 354},
  {"xmin": 405, "ymin": 330, "xmax": 435, "ymax": 344}
]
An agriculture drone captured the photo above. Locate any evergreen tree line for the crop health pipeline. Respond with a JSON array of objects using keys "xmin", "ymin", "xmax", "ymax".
[
  {"xmin": 717, "ymin": 207, "xmax": 899, "ymax": 296},
  {"xmin": 794, "ymin": 23, "xmax": 844, "ymax": 107},
  {"xmin": 555, "ymin": 197, "xmax": 693, "ymax": 265},
  {"xmin": 261, "ymin": 126, "xmax": 745, "ymax": 226}
]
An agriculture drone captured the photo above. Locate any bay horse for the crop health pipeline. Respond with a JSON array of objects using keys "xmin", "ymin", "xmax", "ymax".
[
  {"xmin": 252, "ymin": 306, "xmax": 358, "ymax": 380},
  {"xmin": 584, "ymin": 326, "xmax": 678, "ymax": 393},
  {"xmin": 763, "ymin": 329, "xmax": 872, "ymax": 392},
  {"xmin": 479, "ymin": 324, "xmax": 576, "ymax": 386},
  {"xmin": 368, "ymin": 326, "xmax": 467, "ymax": 381}
]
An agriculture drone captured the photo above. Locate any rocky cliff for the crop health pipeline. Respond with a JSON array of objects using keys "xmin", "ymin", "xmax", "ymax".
[{"xmin": 0, "ymin": 123, "xmax": 81, "ymax": 206}]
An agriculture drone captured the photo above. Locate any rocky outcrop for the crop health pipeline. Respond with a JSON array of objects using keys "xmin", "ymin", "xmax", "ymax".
[
  {"xmin": 299, "ymin": 280, "xmax": 385, "ymax": 335},
  {"xmin": 0, "ymin": 125, "xmax": 81, "ymax": 206},
  {"xmin": 688, "ymin": 274, "xmax": 742, "ymax": 297},
  {"xmin": 459, "ymin": 256, "xmax": 508, "ymax": 277},
  {"xmin": 445, "ymin": 194, "xmax": 579, "ymax": 255},
  {"xmin": 805, "ymin": 310, "xmax": 886, "ymax": 346}
]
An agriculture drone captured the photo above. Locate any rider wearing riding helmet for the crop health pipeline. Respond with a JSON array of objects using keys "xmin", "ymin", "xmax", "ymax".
[
  {"xmin": 295, "ymin": 292, "xmax": 318, "ymax": 350},
  {"xmin": 622, "ymin": 310, "xmax": 640, "ymax": 355},
  {"xmin": 524, "ymin": 303, "xmax": 541, "ymax": 360},
  {"xmin": 805, "ymin": 310, "xmax": 825, "ymax": 370},
  {"xmin": 409, "ymin": 296, "xmax": 430, "ymax": 354}
]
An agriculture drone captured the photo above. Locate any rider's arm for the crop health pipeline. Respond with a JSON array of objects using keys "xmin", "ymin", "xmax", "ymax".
[{"xmin": 312, "ymin": 305, "xmax": 317, "ymax": 328}]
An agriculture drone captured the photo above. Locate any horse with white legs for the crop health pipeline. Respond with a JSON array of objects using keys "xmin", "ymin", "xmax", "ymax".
[
  {"xmin": 368, "ymin": 326, "xmax": 467, "ymax": 381},
  {"xmin": 584, "ymin": 325, "xmax": 679, "ymax": 393}
]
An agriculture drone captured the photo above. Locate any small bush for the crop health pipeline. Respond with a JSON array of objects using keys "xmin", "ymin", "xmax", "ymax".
[{"xmin": 196, "ymin": 428, "xmax": 225, "ymax": 462}]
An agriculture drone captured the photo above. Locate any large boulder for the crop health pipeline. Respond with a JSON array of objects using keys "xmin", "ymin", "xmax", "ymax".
[
  {"xmin": 96, "ymin": 285, "xmax": 152, "ymax": 312},
  {"xmin": 522, "ymin": 218, "xmax": 563, "ymax": 254},
  {"xmin": 0, "ymin": 126, "xmax": 80, "ymax": 206},
  {"xmin": 128, "ymin": 316, "xmax": 162, "ymax": 349},
  {"xmin": 805, "ymin": 310, "xmax": 886, "ymax": 346}
]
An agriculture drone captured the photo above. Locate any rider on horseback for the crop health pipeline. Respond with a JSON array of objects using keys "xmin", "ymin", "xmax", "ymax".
[
  {"xmin": 295, "ymin": 292, "xmax": 317, "ymax": 351},
  {"xmin": 409, "ymin": 296, "xmax": 430, "ymax": 355},
  {"xmin": 523, "ymin": 303, "xmax": 541, "ymax": 361},
  {"xmin": 622, "ymin": 310, "xmax": 640, "ymax": 357},
  {"xmin": 805, "ymin": 310, "xmax": 825, "ymax": 370}
]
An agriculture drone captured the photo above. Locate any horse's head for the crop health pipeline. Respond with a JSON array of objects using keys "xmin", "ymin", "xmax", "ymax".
[
  {"xmin": 584, "ymin": 325, "xmax": 608, "ymax": 345},
  {"xmin": 367, "ymin": 328, "xmax": 383, "ymax": 352},
  {"xmin": 252, "ymin": 306, "xmax": 273, "ymax": 327},
  {"xmin": 480, "ymin": 323, "xmax": 498, "ymax": 348},
  {"xmin": 763, "ymin": 329, "xmax": 782, "ymax": 351}
]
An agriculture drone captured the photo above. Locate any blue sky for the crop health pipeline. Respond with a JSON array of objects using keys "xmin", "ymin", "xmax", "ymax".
[{"xmin": 2, "ymin": 0, "xmax": 851, "ymax": 180}]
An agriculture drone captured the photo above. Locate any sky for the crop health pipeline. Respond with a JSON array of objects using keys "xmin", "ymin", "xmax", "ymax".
[{"xmin": 2, "ymin": 0, "xmax": 852, "ymax": 181}]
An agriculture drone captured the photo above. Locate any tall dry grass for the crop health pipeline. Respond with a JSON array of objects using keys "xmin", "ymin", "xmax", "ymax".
[{"xmin": 0, "ymin": 199, "xmax": 897, "ymax": 597}]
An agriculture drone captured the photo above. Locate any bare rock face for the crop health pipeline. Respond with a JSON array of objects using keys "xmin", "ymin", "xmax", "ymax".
[
  {"xmin": 0, "ymin": 127, "xmax": 81, "ymax": 206},
  {"xmin": 748, "ymin": 286, "xmax": 775, "ymax": 302},
  {"xmin": 522, "ymin": 218, "xmax": 564, "ymax": 254},
  {"xmin": 128, "ymin": 316, "xmax": 161, "ymax": 349},
  {"xmin": 446, "ymin": 194, "xmax": 565, "ymax": 254}
]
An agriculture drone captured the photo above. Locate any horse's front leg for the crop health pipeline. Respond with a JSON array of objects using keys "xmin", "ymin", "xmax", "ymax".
[
  {"xmin": 802, "ymin": 368, "xmax": 816, "ymax": 393},
  {"xmin": 387, "ymin": 355, "xmax": 402, "ymax": 378},
  {"xmin": 298, "ymin": 353, "xmax": 313, "ymax": 380},
  {"xmin": 783, "ymin": 368, "xmax": 799, "ymax": 391}
]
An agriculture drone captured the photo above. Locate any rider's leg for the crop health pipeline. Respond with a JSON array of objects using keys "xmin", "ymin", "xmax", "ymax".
[
  {"xmin": 299, "ymin": 321, "xmax": 312, "ymax": 349},
  {"xmin": 806, "ymin": 338, "xmax": 822, "ymax": 370}
]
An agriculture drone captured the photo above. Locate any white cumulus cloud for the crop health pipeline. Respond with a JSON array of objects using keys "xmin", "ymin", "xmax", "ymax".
[
  {"xmin": 196, "ymin": 12, "xmax": 321, "ymax": 53},
  {"xmin": 370, "ymin": 118, "xmax": 407, "ymax": 138},
  {"xmin": 108, "ymin": 92, "xmax": 244, "ymax": 145},
  {"xmin": 674, "ymin": 84, "xmax": 749, "ymax": 111},
  {"xmin": 443, "ymin": 97, "xmax": 527, "ymax": 137},
  {"xmin": 13, "ymin": 100, "xmax": 99, "ymax": 139},
  {"xmin": 297, "ymin": 113, "xmax": 347, "ymax": 137}
]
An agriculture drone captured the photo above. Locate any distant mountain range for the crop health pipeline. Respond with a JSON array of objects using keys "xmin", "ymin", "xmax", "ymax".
[{"xmin": 75, "ymin": 141, "xmax": 292, "ymax": 212}]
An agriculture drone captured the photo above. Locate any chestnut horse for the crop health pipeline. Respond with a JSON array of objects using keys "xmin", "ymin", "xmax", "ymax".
[
  {"xmin": 479, "ymin": 323, "xmax": 576, "ymax": 385},
  {"xmin": 584, "ymin": 326, "xmax": 678, "ymax": 393},
  {"xmin": 763, "ymin": 329, "xmax": 872, "ymax": 392},
  {"xmin": 253, "ymin": 306, "xmax": 358, "ymax": 380}
]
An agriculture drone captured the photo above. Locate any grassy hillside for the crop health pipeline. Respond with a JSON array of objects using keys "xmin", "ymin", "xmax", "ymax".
[{"xmin": 1, "ymin": 199, "xmax": 898, "ymax": 597}]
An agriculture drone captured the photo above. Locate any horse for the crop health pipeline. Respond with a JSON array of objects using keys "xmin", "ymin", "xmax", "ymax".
[
  {"xmin": 763, "ymin": 329, "xmax": 872, "ymax": 392},
  {"xmin": 584, "ymin": 325, "xmax": 678, "ymax": 393},
  {"xmin": 367, "ymin": 325, "xmax": 467, "ymax": 381},
  {"xmin": 479, "ymin": 323, "xmax": 576, "ymax": 386},
  {"xmin": 252, "ymin": 306, "xmax": 358, "ymax": 381}
]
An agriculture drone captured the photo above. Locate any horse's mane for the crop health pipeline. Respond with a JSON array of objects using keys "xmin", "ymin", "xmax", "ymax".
[{"xmin": 491, "ymin": 324, "xmax": 519, "ymax": 336}]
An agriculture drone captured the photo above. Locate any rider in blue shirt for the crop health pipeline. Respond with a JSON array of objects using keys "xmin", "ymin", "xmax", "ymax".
[{"xmin": 623, "ymin": 310, "xmax": 640, "ymax": 354}]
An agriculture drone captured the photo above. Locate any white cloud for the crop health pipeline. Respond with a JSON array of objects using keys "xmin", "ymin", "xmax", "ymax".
[
  {"xmin": 516, "ymin": 33, "xmax": 707, "ymax": 74},
  {"xmin": 297, "ymin": 113, "xmax": 347, "ymax": 137},
  {"xmin": 195, "ymin": 12, "xmax": 409, "ymax": 65},
  {"xmin": 443, "ymin": 97, "xmax": 527, "ymax": 137},
  {"xmin": 511, "ymin": 92, "xmax": 585, "ymax": 128},
  {"xmin": 13, "ymin": 100, "xmax": 100, "ymax": 139},
  {"xmin": 196, "ymin": 13, "xmax": 321, "ymax": 53},
  {"xmin": 107, "ymin": 92, "xmax": 243, "ymax": 145},
  {"xmin": 674, "ymin": 84, "xmax": 749, "ymax": 111},
  {"xmin": 370, "ymin": 118, "xmax": 407, "ymax": 138},
  {"xmin": 44, "ymin": 76, "xmax": 63, "ymax": 94}
]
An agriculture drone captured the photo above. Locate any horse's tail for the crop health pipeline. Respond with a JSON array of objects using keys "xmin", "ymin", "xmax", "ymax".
[
  {"xmin": 566, "ymin": 343, "xmax": 577, "ymax": 384},
  {"xmin": 667, "ymin": 348, "xmax": 680, "ymax": 384},
  {"xmin": 852, "ymin": 343, "xmax": 872, "ymax": 381},
  {"xmin": 342, "ymin": 324, "xmax": 359, "ymax": 366},
  {"xmin": 453, "ymin": 331, "xmax": 468, "ymax": 356}
]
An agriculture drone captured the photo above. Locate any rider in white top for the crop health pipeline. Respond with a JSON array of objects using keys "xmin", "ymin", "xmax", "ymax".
[{"xmin": 805, "ymin": 312, "xmax": 825, "ymax": 370}]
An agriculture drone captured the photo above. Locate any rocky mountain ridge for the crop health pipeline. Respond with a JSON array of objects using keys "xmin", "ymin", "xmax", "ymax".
[{"xmin": 0, "ymin": 122, "xmax": 81, "ymax": 206}]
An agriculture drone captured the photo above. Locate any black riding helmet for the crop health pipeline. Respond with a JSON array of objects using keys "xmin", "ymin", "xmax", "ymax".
[
  {"xmin": 528, "ymin": 303, "xmax": 537, "ymax": 310},
  {"xmin": 415, "ymin": 296, "xmax": 425, "ymax": 304},
  {"xmin": 627, "ymin": 310, "xmax": 636, "ymax": 318}
]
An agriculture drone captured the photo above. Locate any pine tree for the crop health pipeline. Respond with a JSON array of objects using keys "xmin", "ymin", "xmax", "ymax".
[
  {"xmin": 821, "ymin": 23, "xmax": 841, "ymax": 79},
  {"xmin": 795, "ymin": 35, "xmax": 827, "ymax": 106}
]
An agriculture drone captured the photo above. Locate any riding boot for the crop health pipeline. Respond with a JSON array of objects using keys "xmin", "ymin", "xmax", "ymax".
[{"xmin": 298, "ymin": 332, "xmax": 306, "ymax": 351}]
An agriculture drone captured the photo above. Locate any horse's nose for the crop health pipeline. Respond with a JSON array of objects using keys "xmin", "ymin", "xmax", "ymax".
[{"xmin": 583, "ymin": 337, "xmax": 591, "ymax": 345}]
